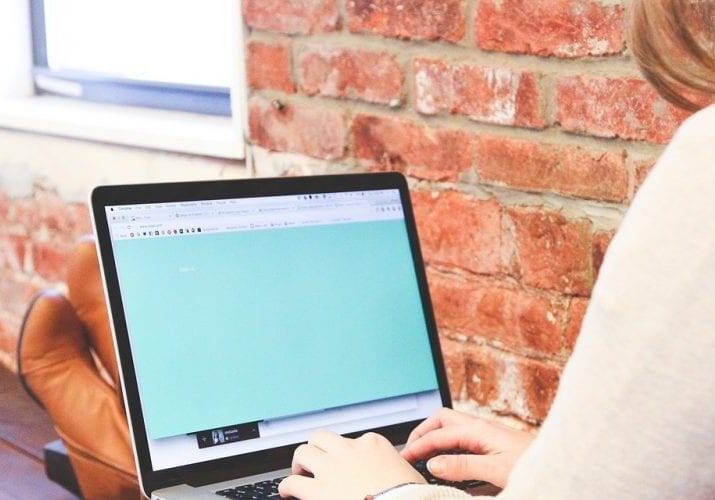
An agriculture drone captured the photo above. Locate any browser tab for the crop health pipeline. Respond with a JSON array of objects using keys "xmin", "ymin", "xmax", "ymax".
[{"xmin": 106, "ymin": 189, "xmax": 403, "ymax": 241}]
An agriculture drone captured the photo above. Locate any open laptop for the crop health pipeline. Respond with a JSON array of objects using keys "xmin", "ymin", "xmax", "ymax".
[{"xmin": 90, "ymin": 173, "xmax": 484, "ymax": 499}]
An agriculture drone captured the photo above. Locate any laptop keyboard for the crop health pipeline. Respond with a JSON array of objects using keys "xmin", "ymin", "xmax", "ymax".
[
  {"xmin": 214, "ymin": 462, "xmax": 486, "ymax": 498},
  {"xmin": 413, "ymin": 458, "xmax": 487, "ymax": 489},
  {"xmin": 215, "ymin": 478, "xmax": 282, "ymax": 499}
]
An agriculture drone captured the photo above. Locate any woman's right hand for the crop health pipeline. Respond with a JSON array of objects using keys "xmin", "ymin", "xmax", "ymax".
[{"xmin": 400, "ymin": 408, "xmax": 535, "ymax": 488}]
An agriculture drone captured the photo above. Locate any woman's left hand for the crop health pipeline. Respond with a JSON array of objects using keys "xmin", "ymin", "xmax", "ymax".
[{"xmin": 279, "ymin": 429, "xmax": 426, "ymax": 499}]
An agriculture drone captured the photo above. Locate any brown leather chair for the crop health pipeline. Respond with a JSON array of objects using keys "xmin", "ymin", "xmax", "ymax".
[{"xmin": 17, "ymin": 237, "xmax": 140, "ymax": 499}]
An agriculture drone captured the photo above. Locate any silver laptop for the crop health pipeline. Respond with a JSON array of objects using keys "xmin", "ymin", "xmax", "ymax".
[{"xmin": 90, "ymin": 173, "xmax": 455, "ymax": 499}]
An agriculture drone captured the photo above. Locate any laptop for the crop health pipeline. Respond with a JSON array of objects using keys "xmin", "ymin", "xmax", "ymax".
[{"xmin": 90, "ymin": 173, "xmax": 484, "ymax": 499}]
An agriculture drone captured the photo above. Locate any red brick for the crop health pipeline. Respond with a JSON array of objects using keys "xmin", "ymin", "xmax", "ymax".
[
  {"xmin": 10, "ymin": 199, "xmax": 38, "ymax": 230},
  {"xmin": 13, "ymin": 196, "xmax": 91, "ymax": 237},
  {"xmin": 476, "ymin": 136, "xmax": 628, "ymax": 203},
  {"xmin": 508, "ymin": 208, "xmax": 592, "ymax": 296},
  {"xmin": 518, "ymin": 357, "xmax": 561, "ymax": 421},
  {"xmin": 299, "ymin": 46, "xmax": 403, "ymax": 105},
  {"xmin": 247, "ymin": 41, "xmax": 295, "ymax": 93},
  {"xmin": 557, "ymin": 76, "xmax": 691, "ymax": 144},
  {"xmin": 475, "ymin": 0, "xmax": 625, "ymax": 58},
  {"xmin": 0, "ymin": 192, "xmax": 9, "ymax": 224},
  {"xmin": 0, "ymin": 269, "xmax": 43, "ymax": 320},
  {"xmin": 249, "ymin": 96, "xmax": 346, "ymax": 160},
  {"xmin": 592, "ymin": 230, "xmax": 614, "ymax": 279},
  {"xmin": 1, "ymin": 195, "xmax": 91, "ymax": 273},
  {"xmin": 465, "ymin": 345, "xmax": 503, "ymax": 407},
  {"xmin": 440, "ymin": 339, "xmax": 466, "ymax": 400},
  {"xmin": 633, "ymin": 158, "xmax": 657, "ymax": 196},
  {"xmin": 0, "ymin": 276, "xmax": 39, "ymax": 359},
  {"xmin": 414, "ymin": 59, "xmax": 545, "ymax": 129},
  {"xmin": 351, "ymin": 114, "xmax": 472, "ymax": 181},
  {"xmin": 0, "ymin": 314, "xmax": 15, "ymax": 359},
  {"xmin": 564, "ymin": 297, "xmax": 589, "ymax": 351},
  {"xmin": 243, "ymin": 0, "xmax": 339, "ymax": 34},
  {"xmin": 464, "ymin": 345, "xmax": 562, "ymax": 422},
  {"xmin": 0, "ymin": 233, "xmax": 28, "ymax": 271},
  {"xmin": 0, "ymin": 312, "xmax": 21, "ymax": 361},
  {"xmin": 412, "ymin": 191, "xmax": 502, "ymax": 274},
  {"xmin": 32, "ymin": 241, "xmax": 71, "ymax": 282},
  {"xmin": 428, "ymin": 270, "xmax": 566, "ymax": 356},
  {"xmin": 71, "ymin": 204, "xmax": 91, "ymax": 234},
  {"xmin": 347, "ymin": 0, "xmax": 465, "ymax": 43}
]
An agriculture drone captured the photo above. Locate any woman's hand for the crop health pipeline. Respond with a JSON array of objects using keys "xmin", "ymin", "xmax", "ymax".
[
  {"xmin": 401, "ymin": 408, "xmax": 535, "ymax": 488},
  {"xmin": 279, "ymin": 429, "xmax": 425, "ymax": 499}
]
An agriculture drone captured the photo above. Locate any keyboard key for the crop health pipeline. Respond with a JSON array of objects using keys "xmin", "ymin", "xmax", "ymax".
[{"xmin": 414, "ymin": 458, "xmax": 487, "ymax": 490}]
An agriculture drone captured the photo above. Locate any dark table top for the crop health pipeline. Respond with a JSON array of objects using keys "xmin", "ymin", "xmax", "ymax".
[{"xmin": 0, "ymin": 364, "xmax": 77, "ymax": 499}]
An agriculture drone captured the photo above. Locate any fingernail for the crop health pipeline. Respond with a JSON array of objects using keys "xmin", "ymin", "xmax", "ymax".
[{"xmin": 427, "ymin": 458, "xmax": 444, "ymax": 475}]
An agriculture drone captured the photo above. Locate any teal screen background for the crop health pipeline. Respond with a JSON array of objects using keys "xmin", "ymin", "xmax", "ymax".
[{"xmin": 112, "ymin": 219, "xmax": 439, "ymax": 440}]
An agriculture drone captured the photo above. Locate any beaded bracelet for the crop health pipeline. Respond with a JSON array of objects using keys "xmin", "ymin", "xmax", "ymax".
[{"xmin": 365, "ymin": 482, "xmax": 420, "ymax": 499}]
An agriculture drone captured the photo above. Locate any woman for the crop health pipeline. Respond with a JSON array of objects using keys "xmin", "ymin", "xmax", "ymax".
[{"xmin": 277, "ymin": 1, "xmax": 715, "ymax": 498}]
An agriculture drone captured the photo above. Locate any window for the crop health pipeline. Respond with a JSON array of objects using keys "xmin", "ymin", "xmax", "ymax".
[
  {"xmin": 0, "ymin": 0, "xmax": 245, "ymax": 159},
  {"xmin": 32, "ymin": 0, "xmax": 233, "ymax": 115}
]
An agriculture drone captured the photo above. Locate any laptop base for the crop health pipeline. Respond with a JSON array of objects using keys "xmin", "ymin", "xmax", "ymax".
[{"xmin": 152, "ymin": 468, "xmax": 290, "ymax": 499}]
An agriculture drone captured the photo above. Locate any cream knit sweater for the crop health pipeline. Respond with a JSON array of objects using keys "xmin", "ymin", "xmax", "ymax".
[{"xmin": 383, "ymin": 104, "xmax": 715, "ymax": 499}]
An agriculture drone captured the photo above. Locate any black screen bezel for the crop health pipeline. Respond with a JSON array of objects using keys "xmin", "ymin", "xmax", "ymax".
[{"xmin": 91, "ymin": 173, "xmax": 452, "ymax": 496}]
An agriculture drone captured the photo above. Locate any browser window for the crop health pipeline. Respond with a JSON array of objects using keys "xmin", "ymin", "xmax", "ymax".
[{"xmin": 106, "ymin": 189, "xmax": 442, "ymax": 471}]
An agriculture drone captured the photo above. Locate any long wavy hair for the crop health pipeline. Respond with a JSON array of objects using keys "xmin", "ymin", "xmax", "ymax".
[{"xmin": 630, "ymin": 0, "xmax": 715, "ymax": 110}]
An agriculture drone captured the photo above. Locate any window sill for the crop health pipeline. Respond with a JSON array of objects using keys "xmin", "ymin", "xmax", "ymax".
[{"xmin": 0, "ymin": 95, "xmax": 245, "ymax": 159}]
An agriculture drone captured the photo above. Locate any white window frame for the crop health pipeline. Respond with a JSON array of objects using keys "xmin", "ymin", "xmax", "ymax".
[{"xmin": 0, "ymin": 0, "xmax": 246, "ymax": 160}]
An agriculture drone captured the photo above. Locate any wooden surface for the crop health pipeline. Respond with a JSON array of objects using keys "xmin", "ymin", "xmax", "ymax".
[{"xmin": 0, "ymin": 365, "xmax": 78, "ymax": 499}]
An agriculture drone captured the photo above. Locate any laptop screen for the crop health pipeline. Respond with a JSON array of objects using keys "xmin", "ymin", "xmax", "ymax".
[{"xmin": 106, "ymin": 188, "xmax": 442, "ymax": 471}]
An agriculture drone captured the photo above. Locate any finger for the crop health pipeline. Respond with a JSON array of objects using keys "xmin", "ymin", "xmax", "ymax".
[
  {"xmin": 358, "ymin": 432, "xmax": 391, "ymax": 447},
  {"xmin": 292, "ymin": 443, "xmax": 328, "ymax": 475},
  {"xmin": 406, "ymin": 408, "xmax": 472, "ymax": 444},
  {"xmin": 406, "ymin": 411, "xmax": 448, "ymax": 445},
  {"xmin": 401, "ymin": 426, "xmax": 485, "ymax": 463},
  {"xmin": 427, "ymin": 454, "xmax": 499, "ymax": 484},
  {"xmin": 279, "ymin": 474, "xmax": 318, "ymax": 499},
  {"xmin": 308, "ymin": 428, "xmax": 349, "ymax": 453}
]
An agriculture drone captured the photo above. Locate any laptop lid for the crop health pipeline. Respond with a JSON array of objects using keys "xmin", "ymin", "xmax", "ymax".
[{"xmin": 90, "ymin": 173, "xmax": 451, "ymax": 497}]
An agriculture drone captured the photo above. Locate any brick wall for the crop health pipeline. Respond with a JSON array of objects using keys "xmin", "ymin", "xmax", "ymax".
[
  {"xmin": 0, "ymin": 133, "xmax": 247, "ymax": 369},
  {"xmin": 0, "ymin": 0, "xmax": 687, "ymax": 426},
  {"xmin": 243, "ymin": 0, "xmax": 687, "ymax": 426}
]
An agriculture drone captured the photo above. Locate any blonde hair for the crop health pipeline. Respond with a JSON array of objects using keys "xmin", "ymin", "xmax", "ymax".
[{"xmin": 630, "ymin": 0, "xmax": 715, "ymax": 111}]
